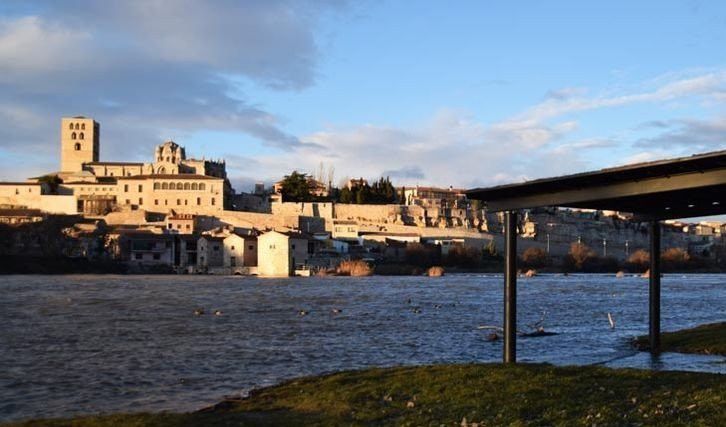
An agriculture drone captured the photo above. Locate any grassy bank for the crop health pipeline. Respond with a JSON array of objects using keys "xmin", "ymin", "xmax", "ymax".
[
  {"xmin": 8, "ymin": 364, "xmax": 725, "ymax": 426},
  {"xmin": 634, "ymin": 322, "xmax": 726, "ymax": 355}
]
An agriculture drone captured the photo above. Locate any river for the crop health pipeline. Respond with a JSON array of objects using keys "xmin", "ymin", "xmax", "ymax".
[{"xmin": 0, "ymin": 273, "xmax": 723, "ymax": 421}]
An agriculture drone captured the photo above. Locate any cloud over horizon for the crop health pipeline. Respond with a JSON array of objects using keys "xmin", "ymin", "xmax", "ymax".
[{"xmin": 0, "ymin": 0, "xmax": 343, "ymax": 176}]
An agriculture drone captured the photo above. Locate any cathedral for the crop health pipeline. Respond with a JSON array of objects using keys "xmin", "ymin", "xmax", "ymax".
[{"xmin": 0, "ymin": 117, "xmax": 232, "ymax": 216}]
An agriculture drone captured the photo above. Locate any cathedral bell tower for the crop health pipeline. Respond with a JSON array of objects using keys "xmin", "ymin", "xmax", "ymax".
[{"xmin": 60, "ymin": 116, "xmax": 99, "ymax": 172}]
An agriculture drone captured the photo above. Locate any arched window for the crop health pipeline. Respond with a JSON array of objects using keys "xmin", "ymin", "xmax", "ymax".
[
  {"xmin": 199, "ymin": 183, "xmax": 206, "ymax": 191},
  {"xmin": 197, "ymin": 197, "xmax": 201, "ymax": 205},
  {"xmin": 166, "ymin": 157, "xmax": 170, "ymax": 162},
  {"xmin": 75, "ymin": 123, "xmax": 80, "ymax": 130},
  {"xmin": 176, "ymin": 182, "xmax": 183, "ymax": 190},
  {"xmin": 153, "ymin": 183, "xmax": 160, "ymax": 190},
  {"xmin": 81, "ymin": 123, "xmax": 85, "ymax": 130},
  {"xmin": 171, "ymin": 157, "xmax": 176, "ymax": 163},
  {"xmin": 71, "ymin": 132, "xmax": 77, "ymax": 140},
  {"xmin": 169, "ymin": 183, "xmax": 176, "ymax": 190},
  {"xmin": 191, "ymin": 183, "xmax": 198, "ymax": 190},
  {"xmin": 183, "ymin": 183, "xmax": 190, "ymax": 190},
  {"xmin": 68, "ymin": 123, "xmax": 74, "ymax": 130},
  {"xmin": 74, "ymin": 143, "xmax": 81, "ymax": 151},
  {"xmin": 162, "ymin": 182, "xmax": 169, "ymax": 190},
  {"xmin": 176, "ymin": 199, "xmax": 181, "ymax": 206},
  {"xmin": 79, "ymin": 132, "xmax": 84, "ymax": 140}
]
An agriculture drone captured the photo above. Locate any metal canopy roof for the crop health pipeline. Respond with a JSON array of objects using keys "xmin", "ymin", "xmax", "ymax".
[{"xmin": 466, "ymin": 149, "xmax": 726, "ymax": 220}]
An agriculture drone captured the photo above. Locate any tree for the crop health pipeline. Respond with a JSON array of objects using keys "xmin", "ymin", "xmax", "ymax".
[{"xmin": 279, "ymin": 171, "xmax": 313, "ymax": 202}]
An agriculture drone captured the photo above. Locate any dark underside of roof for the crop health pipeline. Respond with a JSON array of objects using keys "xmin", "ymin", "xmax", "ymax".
[{"xmin": 466, "ymin": 150, "xmax": 726, "ymax": 220}]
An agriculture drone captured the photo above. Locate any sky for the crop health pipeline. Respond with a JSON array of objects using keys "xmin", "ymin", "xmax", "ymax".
[{"xmin": 0, "ymin": 1, "xmax": 725, "ymax": 200}]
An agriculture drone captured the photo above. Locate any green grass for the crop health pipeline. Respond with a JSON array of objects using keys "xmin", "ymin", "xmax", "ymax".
[
  {"xmin": 6, "ymin": 364, "xmax": 725, "ymax": 426},
  {"xmin": 634, "ymin": 322, "xmax": 726, "ymax": 355}
]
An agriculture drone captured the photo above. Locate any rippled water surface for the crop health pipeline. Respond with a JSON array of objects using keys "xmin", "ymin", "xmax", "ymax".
[{"xmin": 0, "ymin": 274, "xmax": 724, "ymax": 421}]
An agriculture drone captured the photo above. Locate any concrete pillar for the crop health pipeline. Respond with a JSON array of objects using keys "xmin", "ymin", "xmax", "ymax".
[{"xmin": 504, "ymin": 210, "xmax": 518, "ymax": 363}]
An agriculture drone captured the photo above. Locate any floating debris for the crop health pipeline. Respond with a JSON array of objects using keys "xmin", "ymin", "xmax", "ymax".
[{"xmin": 193, "ymin": 308, "xmax": 204, "ymax": 316}]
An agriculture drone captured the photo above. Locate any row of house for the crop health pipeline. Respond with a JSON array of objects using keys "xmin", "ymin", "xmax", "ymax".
[{"xmin": 114, "ymin": 227, "xmax": 316, "ymax": 277}]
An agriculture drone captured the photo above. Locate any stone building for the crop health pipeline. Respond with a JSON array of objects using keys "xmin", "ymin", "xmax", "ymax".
[
  {"xmin": 1, "ymin": 116, "xmax": 233, "ymax": 216},
  {"xmin": 60, "ymin": 117, "xmax": 100, "ymax": 172},
  {"xmin": 257, "ymin": 230, "xmax": 311, "ymax": 277},
  {"xmin": 223, "ymin": 233, "xmax": 257, "ymax": 268}
]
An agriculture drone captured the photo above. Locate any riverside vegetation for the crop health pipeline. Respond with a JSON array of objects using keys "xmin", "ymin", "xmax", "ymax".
[
  {"xmin": 634, "ymin": 322, "xmax": 726, "ymax": 355},
  {"xmin": 7, "ymin": 364, "xmax": 724, "ymax": 426}
]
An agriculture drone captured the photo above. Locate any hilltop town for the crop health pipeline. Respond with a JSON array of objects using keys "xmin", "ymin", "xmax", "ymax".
[{"xmin": 1, "ymin": 116, "xmax": 724, "ymax": 276}]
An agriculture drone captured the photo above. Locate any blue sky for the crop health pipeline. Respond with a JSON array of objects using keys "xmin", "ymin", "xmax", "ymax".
[{"xmin": 0, "ymin": 1, "xmax": 724, "ymax": 211}]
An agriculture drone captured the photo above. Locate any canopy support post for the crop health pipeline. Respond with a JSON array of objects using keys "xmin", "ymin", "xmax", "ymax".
[
  {"xmin": 649, "ymin": 220, "xmax": 661, "ymax": 354},
  {"xmin": 504, "ymin": 210, "xmax": 518, "ymax": 363}
]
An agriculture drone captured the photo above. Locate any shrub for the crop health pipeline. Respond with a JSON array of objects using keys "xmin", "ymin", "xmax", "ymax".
[
  {"xmin": 661, "ymin": 247, "xmax": 690, "ymax": 271},
  {"xmin": 405, "ymin": 243, "xmax": 441, "ymax": 268},
  {"xmin": 520, "ymin": 247, "xmax": 549, "ymax": 269},
  {"xmin": 627, "ymin": 249, "xmax": 650, "ymax": 272},
  {"xmin": 336, "ymin": 260, "xmax": 373, "ymax": 276},
  {"xmin": 444, "ymin": 245, "xmax": 482, "ymax": 268},
  {"xmin": 564, "ymin": 242, "xmax": 596, "ymax": 271}
]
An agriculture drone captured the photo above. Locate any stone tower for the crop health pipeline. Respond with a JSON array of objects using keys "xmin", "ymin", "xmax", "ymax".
[{"xmin": 60, "ymin": 116, "xmax": 99, "ymax": 172}]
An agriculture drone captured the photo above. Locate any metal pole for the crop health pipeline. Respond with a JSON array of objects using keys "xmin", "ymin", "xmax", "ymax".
[
  {"xmin": 504, "ymin": 210, "xmax": 517, "ymax": 363},
  {"xmin": 649, "ymin": 221, "xmax": 661, "ymax": 354}
]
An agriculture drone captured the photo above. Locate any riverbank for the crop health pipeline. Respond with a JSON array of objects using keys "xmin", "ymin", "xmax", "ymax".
[
  {"xmin": 6, "ymin": 363, "xmax": 725, "ymax": 426},
  {"xmin": 634, "ymin": 322, "xmax": 726, "ymax": 355}
]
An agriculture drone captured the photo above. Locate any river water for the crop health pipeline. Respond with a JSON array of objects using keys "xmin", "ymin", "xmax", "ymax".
[{"xmin": 0, "ymin": 274, "xmax": 724, "ymax": 421}]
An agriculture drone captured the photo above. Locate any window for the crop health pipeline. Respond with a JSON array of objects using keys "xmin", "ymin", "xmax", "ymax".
[
  {"xmin": 154, "ymin": 183, "xmax": 160, "ymax": 190},
  {"xmin": 184, "ymin": 199, "xmax": 188, "ymax": 205},
  {"xmin": 138, "ymin": 198, "xmax": 143, "ymax": 205},
  {"xmin": 177, "ymin": 199, "xmax": 181, "ymax": 205},
  {"xmin": 74, "ymin": 143, "xmax": 81, "ymax": 151},
  {"xmin": 169, "ymin": 183, "xmax": 176, "ymax": 190},
  {"xmin": 231, "ymin": 246, "xmax": 235, "ymax": 250},
  {"xmin": 213, "ymin": 245, "xmax": 219, "ymax": 251},
  {"xmin": 176, "ymin": 182, "xmax": 183, "ymax": 190},
  {"xmin": 71, "ymin": 132, "xmax": 77, "ymax": 140},
  {"xmin": 68, "ymin": 123, "xmax": 74, "ymax": 130},
  {"xmin": 166, "ymin": 157, "xmax": 170, "ymax": 162},
  {"xmin": 168, "ymin": 223, "xmax": 172, "ymax": 229},
  {"xmin": 196, "ymin": 197, "xmax": 201, "ymax": 205},
  {"xmin": 124, "ymin": 184, "xmax": 129, "ymax": 192},
  {"xmin": 75, "ymin": 123, "xmax": 80, "ymax": 130},
  {"xmin": 211, "ymin": 198, "xmax": 216, "ymax": 206},
  {"xmin": 248, "ymin": 245, "xmax": 254, "ymax": 250},
  {"xmin": 125, "ymin": 199, "xmax": 130, "ymax": 204},
  {"xmin": 186, "ymin": 224, "xmax": 191, "ymax": 230},
  {"xmin": 81, "ymin": 123, "xmax": 85, "ymax": 130},
  {"xmin": 79, "ymin": 132, "xmax": 84, "ymax": 140},
  {"xmin": 177, "ymin": 224, "xmax": 182, "ymax": 229},
  {"xmin": 184, "ymin": 183, "xmax": 190, "ymax": 190},
  {"xmin": 191, "ymin": 183, "xmax": 198, "ymax": 190},
  {"xmin": 199, "ymin": 183, "xmax": 206, "ymax": 191},
  {"xmin": 138, "ymin": 185, "xmax": 143, "ymax": 192},
  {"xmin": 162, "ymin": 182, "xmax": 169, "ymax": 190},
  {"xmin": 291, "ymin": 244, "xmax": 296, "ymax": 250},
  {"xmin": 165, "ymin": 199, "xmax": 168, "ymax": 206}
]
